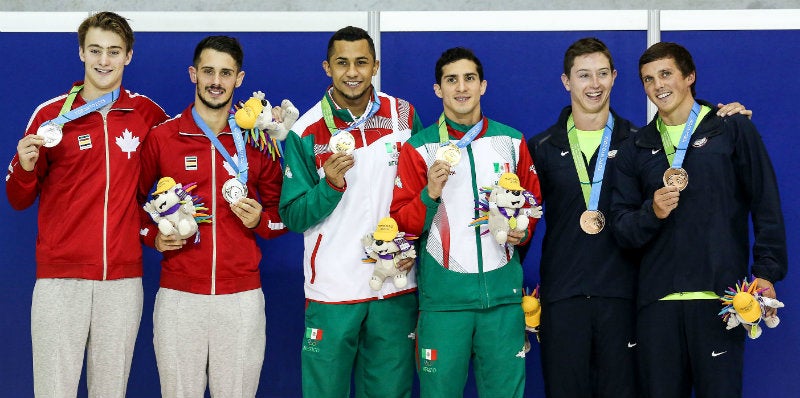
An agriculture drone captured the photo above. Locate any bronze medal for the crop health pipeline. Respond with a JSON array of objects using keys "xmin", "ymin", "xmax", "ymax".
[
  {"xmin": 663, "ymin": 167, "xmax": 688, "ymax": 191},
  {"xmin": 435, "ymin": 143, "xmax": 461, "ymax": 166},
  {"xmin": 579, "ymin": 210, "xmax": 605, "ymax": 234}
]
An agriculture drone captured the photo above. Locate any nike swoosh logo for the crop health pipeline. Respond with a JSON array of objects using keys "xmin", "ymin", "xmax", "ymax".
[
  {"xmin": 627, "ymin": 342, "xmax": 637, "ymax": 348},
  {"xmin": 561, "ymin": 151, "xmax": 569, "ymax": 156},
  {"xmin": 651, "ymin": 148, "xmax": 662, "ymax": 155},
  {"xmin": 711, "ymin": 351, "xmax": 727, "ymax": 357}
]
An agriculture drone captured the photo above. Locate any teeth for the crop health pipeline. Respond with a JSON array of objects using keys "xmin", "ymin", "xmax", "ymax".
[
  {"xmin": 345, "ymin": 82, "xmax": 360, "ymax": 87},
  {"xmin": 657, "ymin": 92, "xmax": 670, "ymax": 99},
  {"xmin": 587, "ymin": 92, "xmax": 601, "ymax": 98}
]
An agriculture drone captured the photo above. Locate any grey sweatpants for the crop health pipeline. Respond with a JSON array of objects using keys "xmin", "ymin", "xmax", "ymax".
[
  {"xmin": 153, "ymin": 287, "xmax": 266, "ymax": 398},
  {"xmin": 31, "ymin": 277, "xmax": 143, "ymax": 398}
]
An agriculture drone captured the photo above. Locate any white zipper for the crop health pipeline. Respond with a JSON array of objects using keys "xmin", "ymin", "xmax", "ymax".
[{"xmin": 210, "ymin": 143, "xmax": 217, "ymax": 295}]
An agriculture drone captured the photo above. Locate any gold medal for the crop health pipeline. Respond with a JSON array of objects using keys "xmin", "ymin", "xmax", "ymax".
[
  {"xmin": 663, "ymin": 167, "xmax": 688, "ymax": 191},
  {"xmin": 329, "ymin": 131, "xmax": 355, "ymax": 155},
  {"xmin": 435, "ymin": 143, "xmax": 461, "ymax": 166},
  {"xmin": 579, "ymin": 210, "xmax": 605, "ymax": 234},
  {"xmin": 36, "ymin": 123, "xmax": 63, "ymax": 148}
]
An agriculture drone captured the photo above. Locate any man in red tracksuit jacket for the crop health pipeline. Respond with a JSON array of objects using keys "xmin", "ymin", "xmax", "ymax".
[
  {"xmin": 6, "ymin": 12, "xmax": 169, "ymax": 397},
  {"xmin": 138, "ymin": 35, "xmax": 287, "ymax": 397}
]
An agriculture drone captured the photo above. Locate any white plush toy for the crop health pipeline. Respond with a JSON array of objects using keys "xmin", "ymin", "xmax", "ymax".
[
  {"xmin": 361, "ymin": 217, "xmax": 417, "ymax": 291},
  {"xmin": 719, "ymin": 277, "xmax": 785, "ymax": 339},
  {"xmin": 234, "ymin": 91, "xmax": 299, "ymax": 141},
  {"xmin": 470, "ymin": 172, "xmax": 542, "ymax": 245},
  {"xmin": 143, "ymin": 177, "xmax": 208, "ymax": 240}
]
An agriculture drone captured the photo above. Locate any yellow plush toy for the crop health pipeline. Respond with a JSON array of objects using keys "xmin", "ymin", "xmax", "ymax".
[
  {"xmin": 719, "ymin": 277, "xmax": 785, "ymax": 339},
  {"xmin": 361, "ymin": 217, "xmax": 417, "ymax": 291}
]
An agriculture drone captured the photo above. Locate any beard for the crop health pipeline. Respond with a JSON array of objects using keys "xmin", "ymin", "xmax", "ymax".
[{"xmin": 196, "ymin": 85, "xmax": 231, "ymax": 110}]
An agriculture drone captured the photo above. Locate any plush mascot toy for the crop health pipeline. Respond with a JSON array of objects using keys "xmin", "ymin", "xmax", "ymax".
[
  {"xmin": 234, "ymin": 91, "xmax": 299, "ymax": 139},
  {"xmin": 362, "ymin": 217, "xmax": 417, "ymax": 291},
  {"xmin": 143, "ymin": 177, "xmax": 210, "ymax": 241},
  {"xmin": 719, "ymin": 277, "xmax": 785, "ymax": 339},
  {"xmin": 470, "ymin": 172, "xmax": 542, "ymax": 245}
]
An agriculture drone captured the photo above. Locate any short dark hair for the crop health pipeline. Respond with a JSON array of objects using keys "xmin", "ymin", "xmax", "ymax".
[
  {"xmin": 563, "ymin": 37, "xmax": 614, "ymax": 76},
  {"xmin": 193, "ymin": 36, "xmax": 244, "ymax": 70},
  {"xmin": 78, "ymin": 11, "xmax": 134, "ymax": 52},
  {"xmin": 639, "ymin": 41, "xmax": 696, "ymax": 97},
  {"xmin": 435, "ymin": 47, "xmax": 484, "ymax": 84},
  {"xmin": 327, "ymin": 26, "xmax": 375, "ymax": 61}
]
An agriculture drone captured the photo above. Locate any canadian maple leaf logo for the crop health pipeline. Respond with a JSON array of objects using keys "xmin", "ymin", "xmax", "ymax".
[
  {"xmin": 223, "ymin": 154, "xmax": 240, "ymax": 177},
  {"xmin": 115, "ymin": 129, "xmax": 140, "ymax": 159}
]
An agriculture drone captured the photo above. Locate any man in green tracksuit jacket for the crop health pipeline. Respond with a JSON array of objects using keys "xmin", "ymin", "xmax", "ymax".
[{"xmin": 391, "ymin": 47, "xmax": 542, "ymax": 398}]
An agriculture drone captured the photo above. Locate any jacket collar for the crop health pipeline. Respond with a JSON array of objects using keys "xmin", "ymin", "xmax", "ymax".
[
  {"xmin": 548, "ymin": 105, "xmax": 632, "ymax": 150},
  {"xmin": 177, "ymin": 104, "xmax": 233, "ymax": 136},
  {"xmin": 635, "ymin": 99, "xmax": 723, "ymax": 149}
]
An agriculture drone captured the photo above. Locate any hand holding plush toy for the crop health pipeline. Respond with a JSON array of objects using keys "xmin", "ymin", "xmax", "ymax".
[
  {"xmin": 362, "ymin": 217, "xmax": 417, "ymax": 291},
  {"xmin": 719, "ymin": 277, "xmax": 785, "ymax": 339},
  {"xmin": 470, "ymin": 172, "xmax": 542, "ymax": 245},
  {"xmin": 143, "ymin": 177, "xmax": 209, "ymax": 240}
]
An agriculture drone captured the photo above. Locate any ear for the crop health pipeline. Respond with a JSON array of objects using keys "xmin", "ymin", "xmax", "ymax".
[
  {"xmin": 372, "ymin": 59, "xmax": 380, "ymax": 76},
  {"xmin": 79, "ymin": 46, "xmax": 86, "ymax": 63},
  {"xmin": 235, "ymin": 70, "xmax": 245, "ymax": 88},
  {"xmin": 610, "ymin": 69, "xmax": 618, "ymax": 87},
  {"xmin": 479, "ymin": 79, "xmax": 487, "ymax": 96},
  {"xmin": 322, "ymin": 60, "xmax": 332, "ymax": 78},
  {"xmin": 686, "ymin": 71, "xmax": 696, "ymax": 85},
  {"xmin": 433, "ymin": 83, "xmax": 443, "ymax": 99},
  {"xmin": 188, "ymin": 66, "xmax": 197, "ymax": 84},
  {"xmin": 561, "ymin": 73, "xmax": 570, "ymax": 91},
  {"xmin": 124, "ymin": 49, "xmax": 133, "ymax": 66}
]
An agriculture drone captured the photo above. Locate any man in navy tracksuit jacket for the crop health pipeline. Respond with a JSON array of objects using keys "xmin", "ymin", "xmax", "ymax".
[{"xmin": 611, "ymin": 41, "xmax": 787, "ymax": 398}]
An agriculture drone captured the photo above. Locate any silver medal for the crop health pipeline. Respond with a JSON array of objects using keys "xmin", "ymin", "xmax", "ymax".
[
  {"xmin": 329, "ymin": 131, "xmax": 355, "ymax": 155},
  {"xmin": 37, "ymin": 123, "xmax": 63, "ymax": 148},
  {"xmin": 222, "ymin": 178, "xmax": 248, "ymax": 204}
]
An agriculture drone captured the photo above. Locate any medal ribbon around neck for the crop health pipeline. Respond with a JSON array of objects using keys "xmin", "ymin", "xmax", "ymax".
[
  {"xmin": 192, "ymin": 106, "xmax": 249, "ymax": 184},
  {"xmin": 321, "ymin": 87, "xmax": 381, "ymax": 136},
  {"xmin": 437, "ymin": 113, "xmax": 484, "ymax": 148},
  {"xmin": 658, "ymin": 102, "xmax": 702, "ymax": 168},
  {"xmin": 44, "ymin": 84, "xmax": 120, "ymax": 128},
  {"xmin": 566, "ymin": 113, "xmax": 614, "ymax": 212}
]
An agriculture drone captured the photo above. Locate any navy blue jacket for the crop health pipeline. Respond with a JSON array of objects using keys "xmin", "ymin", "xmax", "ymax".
[
  {"xmin": 611, "ymin": 100, "xmax": 787, "ymax": 309},
  {"xmin": 528, "ymin": 106, "xmax": 640, "ymax": 304}
]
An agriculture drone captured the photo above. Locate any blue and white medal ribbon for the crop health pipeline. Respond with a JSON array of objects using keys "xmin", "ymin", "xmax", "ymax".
[
  {"xmin": 659, "ymin": 102, "xmax": 701, "ymax": 191},
  {"xmin": 322, "ymin": 87, "xmax": 381, "ymax": 154},
  {"xmin": 567, "ymin": 114, "xmax": 614, "ymax": 234},
  {"xmin": 37, "ymin": 85, "xmax": 120, "ymax": 147},
  {"xmin": 192, "ymin": 106, "xmax": 249, "ymax": 203},
  {"xmin": 436, "ymin": 113, "xmax": 484, "ymax": 167}
]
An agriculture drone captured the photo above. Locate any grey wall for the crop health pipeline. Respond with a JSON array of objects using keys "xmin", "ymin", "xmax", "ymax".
[{"xmin": 2, "ymin": 0, "xmax": 797, "ymax": 11}]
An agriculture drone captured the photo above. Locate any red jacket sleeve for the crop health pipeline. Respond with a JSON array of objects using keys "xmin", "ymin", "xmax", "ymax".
[
  {"xmin": 390, "ymin": 141, "xmax": 436, "ymax": 236},
  {"xmin": 517, "ymin": 138, "xmax": 542, "ymax": 245}
]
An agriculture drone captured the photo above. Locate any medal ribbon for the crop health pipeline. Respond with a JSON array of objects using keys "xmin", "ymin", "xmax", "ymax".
[
  {"xmin": 321, "ymin": 87, "xmax": 381, "ymax": 136},
  {"xmin": 45, "ymin": 84, "xmax": 120, "ymax": 127},
  {"xmin": 658, "ymin": 102, "xmax": 702, "ymax": 168},
  {"xmin": 566, "ymin": 114, "xmax": 614, "ymax": 211},
  {"xmin": 192, "ymin": 106, "xmax": 249, "ymax": 184},
  {"xmin": 437, "ymin": 113, "xmax": 484, "ymax": 148}
]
